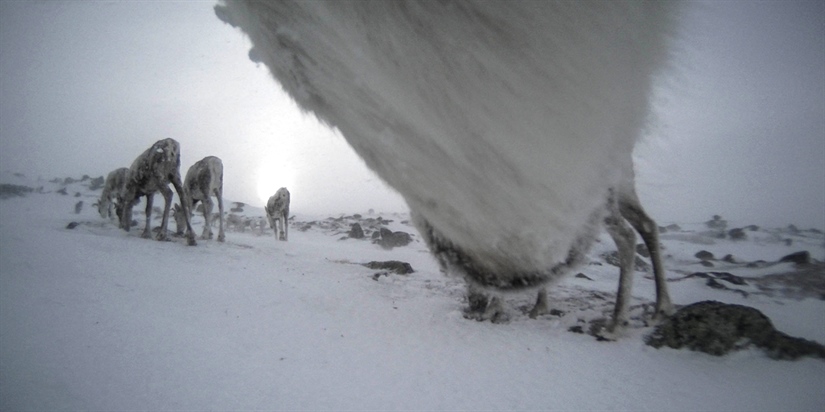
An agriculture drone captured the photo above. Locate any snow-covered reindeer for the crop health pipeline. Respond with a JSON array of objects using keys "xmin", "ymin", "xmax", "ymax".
[
  {"xmin": 216, "ymin": 1, "xmax": 677, "ymax": 334},
  {"xmin": 96, "ymin": 167, "xmax": 130, "ymax": 225},
  {"xmin": 120, "ymin": 138, "xmax": 196, "ymax": 246},
  {"xmin": 265, "ymin": 187, "xmax": 290, "ymax": 241},
  {"xmin": 174, "ymin": 156, "xmax": 226, "ymax": 242}
]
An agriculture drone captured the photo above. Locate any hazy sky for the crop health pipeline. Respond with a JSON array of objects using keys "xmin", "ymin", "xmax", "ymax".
[{"xmin": 1, "ymin": 1, "xmax": 823, "ymax": 229}]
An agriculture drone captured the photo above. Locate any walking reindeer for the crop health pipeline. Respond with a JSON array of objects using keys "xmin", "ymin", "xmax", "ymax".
[{"xmin": 265, "ymin": 187, "xmax": 290, "ymax": 241}]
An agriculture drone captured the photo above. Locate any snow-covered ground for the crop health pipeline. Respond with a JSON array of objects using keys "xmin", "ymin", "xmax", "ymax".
[{"xmin": 1, "ymin": 172, "xmax": 823, "ymax": 410}]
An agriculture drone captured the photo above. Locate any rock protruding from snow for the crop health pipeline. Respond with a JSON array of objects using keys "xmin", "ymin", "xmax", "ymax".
[
  {"xmin": 375, "ymin": 228, "xmax": 413, "ymax": 249},
  {"xmin": 363, "ymin": 260, "xmax": 414, "ymax": 275},
  {"xmin": 779, "ymin": 251, "xmax": 811, "ymax": 266},
  {"xmin": 646, "ymin": 300, "xmax": 825, "ymax": 360},
  {"xmin": 348, "ymin": 223, "xmax": 365, "ymax": 239}
]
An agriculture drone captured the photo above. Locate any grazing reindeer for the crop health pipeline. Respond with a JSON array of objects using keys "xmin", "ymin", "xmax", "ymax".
[
  {"xmin": 96, "ymin": 167, "xmax": 130, "ymax": 224},
  {"xmin": 120, "ymin": 138, "xmax": 196, "ymax": 245},
  {"xmin": 217, "ymin": 1, "xmax": 677, "ymax": 333},
  {"xmin": 176, "ymin": 156, "xmax": 226, "ymax": 242},
  {"xmin": 265, "ymin": 187, "xmax": 290, "ymax": 241}
]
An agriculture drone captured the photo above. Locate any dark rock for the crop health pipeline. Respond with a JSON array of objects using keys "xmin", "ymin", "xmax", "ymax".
[
  {"xmin": 728, "ymin": 228, "xmax": 747, "ymax": 240},
  {"xmin": 66, "ymin": 222, "xmax": 80, "ymax": 229},
  {"xmin": 74, "ymin": 192, "xmax": 81, "ymax": 197},
  {"xmin": 705, "ymin": 215, "xmax": 727, "ymax": 230},
  {"xmin": 745, "ymin": 225, "xmax": 760, "ymax": 231},
  {"xmin": 689, "ymin": 272, "xmax": 748, "ymax": 286},
  {"xmin": 695, "ymin": 250, "xmax": 715, "ymax": 261},
  {"xmin": 549, "ymin": 309, "xmax": 565, "ymax": 317},
  {"xmin": 658, "ymin": 226, "xmax": 668, "ymax": 234},
  {"xmin": 779, "ymin": 251, "xmax": 811, "ymax": 266},
  {"xmin": 665, "ymin": 224, "xmax": 681, "ymax": 232},
  {"xmin": 636, "ymin": 243, "xmax": 649, "ymax": 258},
  {"xmin": 722, "ymin": 254, "xmax": 737, "ymax": 264},
  {"xmin": 568, "ymin": 325, "xmax": 585, "ymax": 334},
  {"xmin": 784, "ymin": 239, "xmax": 793, "ymax": 246},
  {"xmin": 89, "ymin": 176, "xmax": 105, "ymax": 191},
  {"xmin": 787, "ymin": 224, "xmax": 800, "ymax": 234},
  {"xmin": 353, "ymin": 214, "xmax": 362, "ymax": 219},
  {"xmin": 63, "ymin": 177, "xmax": 76, "ymax": 185},
  {"xmin": 56, "ymin": 187, "xmax": 68, "ymax": 195},
  {"xmin": 746, "ymin": 260, "xmax": 769, "ymax": 268},
  {"xmin": 363, "ymin": 260, "xmax": 414, "ymax": 275},
  {"xmin": 74, "ymin": 201, "xmax": 83, "ymax": 214},
  {"xmin": 371, "ymin": 231, "xmax": 381, "ymax": 240},
  {"xmin": 700, "ymin": 260, "xmax": 715, "ymax": 268},
  {"xmin": 0, "ymin": 184, "xmax": 33, "ymax": 199},
  {"xmin": 646, "ymin": 300, "xmax": 825, "ymax": 360},
  {"xmin": 375, "ymin": 228, "xmax": 412, "ymax": 249},
  {"xmin": 348, "ymin": 223, "xmax": 365, "ymax": 239},
  {"xmin": 575, "ymin": 273, "xmax": 593, "ymax": 281}
]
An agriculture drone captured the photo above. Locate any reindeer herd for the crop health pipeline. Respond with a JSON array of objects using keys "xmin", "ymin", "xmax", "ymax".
[{"xmin": 95, "ymin": 138, "xmax": 290, "ymax": 246}]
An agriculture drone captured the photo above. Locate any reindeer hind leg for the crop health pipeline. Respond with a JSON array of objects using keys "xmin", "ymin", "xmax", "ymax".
[
  {"xmin": 618, "ymin": 192, "xmax": 673, "ymax": 321},
  {"xmin": 604, "ymin": 193, "xmax": 637, "ymax": 335}
]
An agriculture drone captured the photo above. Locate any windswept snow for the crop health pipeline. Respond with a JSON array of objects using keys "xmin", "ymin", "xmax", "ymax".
[{"xmin": 1, "ymin": 173, "xmax": 824, "ymax": 410}]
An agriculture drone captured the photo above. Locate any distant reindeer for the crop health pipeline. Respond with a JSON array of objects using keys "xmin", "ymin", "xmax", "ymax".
[
  {"xmin": 174, "ymin": 156, "xmax": 226, "ymax": 242},
  {"xmin": 120, "ymin": 138, "xmax": 196, "ymax": 245},
  {"xmin": 265, "ymin": 187, "xmax": 290, "ymax": 241},
  {"xmin": 95, "ymin": 167, "xmax": 130, "ymax": 224}
]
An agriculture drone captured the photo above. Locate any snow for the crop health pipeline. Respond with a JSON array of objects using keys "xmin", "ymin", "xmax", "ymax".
[{"xmin": 1, "ymin": 173, "xmax": 824, "ymax": 410}]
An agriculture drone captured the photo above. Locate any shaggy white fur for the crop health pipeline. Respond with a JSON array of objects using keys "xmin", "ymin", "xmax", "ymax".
[{"xmin": 216, "ymin": 1, "xmax": 677, "ymax": 330}]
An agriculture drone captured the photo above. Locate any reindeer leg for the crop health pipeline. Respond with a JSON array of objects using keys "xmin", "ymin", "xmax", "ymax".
[
  {"xmin": 215, "ymin": 186, "xmax": 225, "ymax": 242},
  {"xmin": 142, "ymin": 193, "xmax": 154, "ymax": 239},
  {"xmin": 157, "ymin": 185, "xmax": 173, "ymax": 241},
  {"xmin": 463, "ymin": 283, "xmax": 509, "ymax": 323},
  {"xmin": 618, "ymin": 190, "xmax": 673, "ymax": 322},
  {"xmin": 529, "ymin": 287, "xmax": 549, "ymax": 319},
  {"xmin": 202, "ymin": 196, "xmax": 214, "ymax": 240},
  {"xmin": 604, "ymin": 192, "xmax": 636, "ymax": 335},
  {"xmin": 170, "ymin": 173, "xmax": 196, "ymax": 246},
  {"xmin": 283, "ymin": 207, "xmax": 289, "ymax": 241}
]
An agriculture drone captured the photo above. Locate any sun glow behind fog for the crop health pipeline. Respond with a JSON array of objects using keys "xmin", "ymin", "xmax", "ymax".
[{"xmin": 256, "ymin": 159, "xmax": 296, "ymax": 206}]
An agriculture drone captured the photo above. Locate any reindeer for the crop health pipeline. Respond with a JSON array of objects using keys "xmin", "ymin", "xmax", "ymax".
[
  {"xmin": 174, "ymin": 156, "xmax": 226, "ymax": 241},
  {"xmin": 265, "ymin": 187, "xmax": 290, "ymax": 241},
  {"xmin": 217, "ymin": 1, "xmax": 677, "ymax": 333},
  {"xmin": 120, "ymin": 138, "xmax": 196, "ymax": 245},
  {"xmin": 95, "ymin": 167, "xmax": 130, "ymax": 224}
]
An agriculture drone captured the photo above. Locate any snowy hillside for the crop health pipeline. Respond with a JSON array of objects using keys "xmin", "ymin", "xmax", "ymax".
[{"xmin": 1, "ymin": 172, "xmax": 824, "ymax": 410}]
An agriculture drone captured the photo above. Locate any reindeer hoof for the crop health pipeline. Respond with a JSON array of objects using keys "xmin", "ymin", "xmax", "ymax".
[
  {"xmin": 187, "ymin": 236, "xmax": 197, "ymax": 246},
  {"xmin": 217, "ymin": 234, "xmax": 225, "ymax": 242}
]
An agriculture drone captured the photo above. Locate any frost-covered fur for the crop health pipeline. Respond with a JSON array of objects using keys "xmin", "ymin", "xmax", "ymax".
[
  {"xmin": 97, "ymin": 167, "xmax": 130, "ymax": 222},
  {"xmin": 121, "ymin": 138, "xmax": 196, "ymax": 245},
  {"xmin": 265, "ymin": 188, "xmax": 290, "ymax": 241},
  {"xmin": 217, "ymin": 1, "xmax": 677, "ymax": 329},
  {"xmin": 178, "ymin": 156, "xmax": 226, "ymax": 242}
]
